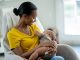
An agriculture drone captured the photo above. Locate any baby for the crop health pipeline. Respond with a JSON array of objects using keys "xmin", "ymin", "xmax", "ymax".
[{"xmin": 29, "ymin": 28, "xmax": 57, "ymax": 60}]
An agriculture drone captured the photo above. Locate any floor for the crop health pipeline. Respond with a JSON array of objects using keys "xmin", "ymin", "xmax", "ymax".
[{"xmin": 0, "ymin": 54, "xmax": 4, "ymax": 60}]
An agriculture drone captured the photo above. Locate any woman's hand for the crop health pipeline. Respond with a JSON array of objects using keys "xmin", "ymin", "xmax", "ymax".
[
  {"xmin": 47, "ymin": 47, "xmax": 57, "ymax": 55},
  {"xmin": 48, "ymin": 41, "xmax": 57, "ymax": 55},
  {"xmin": 53, "ymin": 41, "xmax": 57, "ymax": 49},
  {"xmin": 34, "ymin": 30, "xmax": 43, "ymax": 37}
]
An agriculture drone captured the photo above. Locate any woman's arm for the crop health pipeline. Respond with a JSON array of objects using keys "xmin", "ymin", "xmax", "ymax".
[
  {"xmin": 12, "ymin": 46, "xmax": 34, "ymax": 59},
  {"xmin": 12, "ymin": 41, "xmax": 56, "ymax": 59},
  {"xmin": 12, "ymin": 41, "xmax": 55, "ymax": 58},
  {"xmin": 12, "ymin": 45, "xmax": 42, "ymax": 59}
]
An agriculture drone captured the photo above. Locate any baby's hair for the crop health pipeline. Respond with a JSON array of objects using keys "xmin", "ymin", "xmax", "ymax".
[
  {"xmin": 47, "ymin": 28, "xmax": 54, "ymax": 31},
  {"xmin": 47, "ymin": 27, "xmax": 58, "ymax": 36}
]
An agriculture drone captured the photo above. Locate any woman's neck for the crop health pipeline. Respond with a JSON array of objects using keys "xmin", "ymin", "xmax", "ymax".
[
  {"xmin": 16, "ymin": 19, "xmax": 32, "ymax": 35},
  {"xmin": 17, "ymin": 19, "xmax": 27, "ymax": 29}
]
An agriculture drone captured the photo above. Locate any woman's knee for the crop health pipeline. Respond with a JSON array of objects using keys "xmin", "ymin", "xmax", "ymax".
[{"xmin": 50, "ymin": 56, "xmax": 64, "ymax": 60}]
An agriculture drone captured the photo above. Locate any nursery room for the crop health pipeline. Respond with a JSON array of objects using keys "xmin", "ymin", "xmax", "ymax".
[{"xmin": 0, "ymin": 0, "xmax": 80, "ymax": 60}]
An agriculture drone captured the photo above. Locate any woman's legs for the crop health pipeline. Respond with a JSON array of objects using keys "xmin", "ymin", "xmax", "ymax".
[{"xmin": 50, "ymin": 56, "xmax": 64, "ymax": 60}]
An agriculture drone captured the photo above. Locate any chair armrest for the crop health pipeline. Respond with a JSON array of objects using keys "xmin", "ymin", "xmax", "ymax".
[
  {"xmin": 5, "ymin": 52, "xmax": 25, "ymax": 60},
  {"xmin": 56, "ymin": 44, "xmax": 79, "ymax": 60}
]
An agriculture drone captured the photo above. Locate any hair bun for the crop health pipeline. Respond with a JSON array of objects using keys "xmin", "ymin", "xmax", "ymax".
[{"xmin": 13, "ymin": 8, "xmax": 19, "ymax": 16}]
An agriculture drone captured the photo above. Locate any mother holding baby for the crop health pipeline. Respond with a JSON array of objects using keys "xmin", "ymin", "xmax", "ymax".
[{"xmin": 7, "ymin": 2, "xmax": 64, "ymax": 60}]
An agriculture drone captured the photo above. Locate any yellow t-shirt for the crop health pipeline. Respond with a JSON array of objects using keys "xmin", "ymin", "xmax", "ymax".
[{"xmin": 7, "ymin": 24, "xmax": 42, "ymax": 52}]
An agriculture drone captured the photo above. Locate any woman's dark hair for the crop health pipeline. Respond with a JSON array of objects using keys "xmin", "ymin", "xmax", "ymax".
[{"xmin": 13, "ymin": 2, "xmax": 37, "ymax": 17}]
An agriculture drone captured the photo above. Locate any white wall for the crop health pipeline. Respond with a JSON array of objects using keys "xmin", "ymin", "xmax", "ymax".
[
  {"xmin": 35, "ymin": 0, "xmax": 56, "ymax": 29},
  {"xmin": 55, "ymin": 0, "xmax": 64, "ymax": 44},
  {"xmin": 0, "ymin": 0, "xmax": 56, "ymax": 29}
]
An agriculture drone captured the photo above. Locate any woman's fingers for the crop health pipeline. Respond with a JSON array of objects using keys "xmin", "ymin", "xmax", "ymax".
[
  {"xmin": 52, "ymin": 41, "xmax": 57, "ymax": 48},
  {"xmin": 48, "ymin": 47, "xmax": 54, "ymax": 52},
  {"xmin": 47, "ymin": 47, "xmax": 57, "ymax": 54}
]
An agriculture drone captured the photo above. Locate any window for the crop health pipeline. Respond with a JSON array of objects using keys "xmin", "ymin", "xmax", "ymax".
[{"xmin": 64, "ymin": 0, "xmax": 80, "ymax": 35}]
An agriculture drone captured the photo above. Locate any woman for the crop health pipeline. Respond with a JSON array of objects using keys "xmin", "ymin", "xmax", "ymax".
[{"xmin": 7, "ymin": 2, "xmax": 64, "ymax": 60}]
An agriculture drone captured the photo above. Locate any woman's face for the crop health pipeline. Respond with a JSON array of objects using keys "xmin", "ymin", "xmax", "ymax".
[{"xmin": 22, "ymin": 10, "xmax": 37, "ymax": 26}]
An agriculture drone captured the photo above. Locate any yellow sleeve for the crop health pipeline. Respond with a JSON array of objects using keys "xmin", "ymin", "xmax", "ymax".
[
  {"xmin": 32, "ymin": 24, "xmax": 43, "ymax": 33},
  {"xmin": 7, "ymin": 32, "xmax": 21, "ymax": 49}
]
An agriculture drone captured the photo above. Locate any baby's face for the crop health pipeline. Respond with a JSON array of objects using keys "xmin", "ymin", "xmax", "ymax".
[{"xmin": 43, "ymin": 30, "xmax": 56, "ymax": 40}]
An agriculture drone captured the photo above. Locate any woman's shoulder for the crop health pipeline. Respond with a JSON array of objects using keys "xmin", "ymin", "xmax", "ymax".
[
  {"xmin": 31, "ymin": 23, "xmax": 39, "ymax": 29},
  {"xmin": 7, "ymin": 27, "xmax": 19, "ymax": 36},
  {"xmin": 31, "ymin": 23, "xmax": 42, "ymax": 33},
  {"xmin": 31, "ymin": 23, "xmax": 37, "ymax": 27}
]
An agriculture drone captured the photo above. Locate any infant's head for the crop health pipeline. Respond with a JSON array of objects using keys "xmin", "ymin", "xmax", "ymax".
[{"xmin": 43, "ymin": 28, "xmax": 56, "ymax": 41}]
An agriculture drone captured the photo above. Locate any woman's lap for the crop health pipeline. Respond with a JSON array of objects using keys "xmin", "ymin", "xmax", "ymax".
[{"xmin": 50, "ymin": 56, "xmax": 64, "ymax": 60}]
